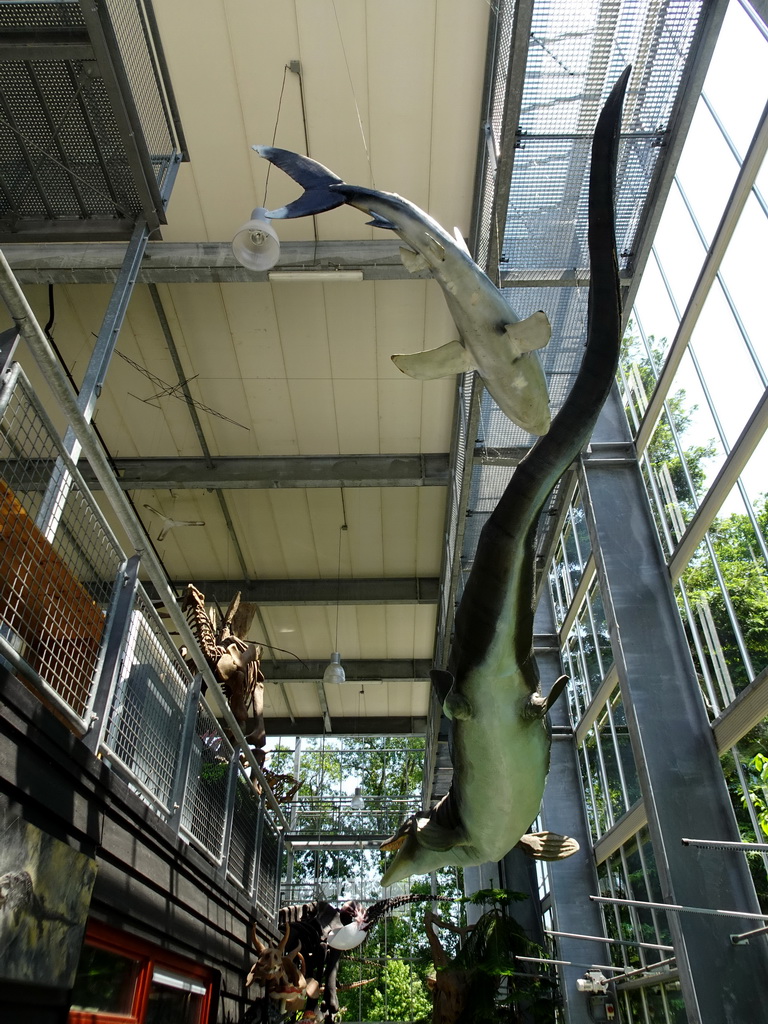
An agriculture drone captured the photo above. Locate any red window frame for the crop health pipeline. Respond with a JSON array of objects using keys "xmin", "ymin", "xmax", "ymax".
[{"xmin": 69, "ymin": 920, "xmax": 215, "ymax": 1024}]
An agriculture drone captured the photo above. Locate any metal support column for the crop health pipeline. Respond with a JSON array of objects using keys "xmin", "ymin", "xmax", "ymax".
[
  {"xmin": 83, "ymin": 553, "xmax": 140, "ymax": 755},
  {"xmin": 0, "ymin": 325, "xmax": 19, "ymax": 374},
  {"xmin": 67, "ymin": 216, "xmax": 150, "ymax": 448},
  {"xmin": 218, "ymin": 751, "xmax": 240, "ymax": 882},
  {"xmin": 36, "ymin": 218, "xmax": 149, "ymax": 536},
  {"xmin": 167, "ymin": 673, "xmax": 204, "ymax": 834},
  {"xmin": 536, "ymin": 594, "xmax": 613, "ymax": 1024},
  {"xmin": 578, "ymin": 387, "xmax": 768, "ymax": 1023}
]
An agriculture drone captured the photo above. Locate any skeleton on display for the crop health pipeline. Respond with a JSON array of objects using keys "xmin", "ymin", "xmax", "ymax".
[
  {"xmin": 180, "ymin": 584, "xmax": 266, "ymax": 755},
  {"xmin": 267, "ymin": 895, "xmax": 440, "ymax": 1022},
  {"xmin": 246, "ymin": 923, "xmax": 312, "ymax": 1016}
]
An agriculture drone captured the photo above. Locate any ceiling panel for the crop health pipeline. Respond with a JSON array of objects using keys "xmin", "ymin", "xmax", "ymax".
[{"xmin": 2, "ymin": 0, "xmax": 491, "ymax": 729}]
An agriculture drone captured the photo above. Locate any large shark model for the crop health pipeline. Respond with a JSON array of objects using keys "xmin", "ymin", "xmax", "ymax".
[
  {"xmin": 377, "ymin": 68, "xmax": 630, "ymax": 885},
  {"xmin": 253, "ymin": 152, "xmax": 552, "ymax": 435}
]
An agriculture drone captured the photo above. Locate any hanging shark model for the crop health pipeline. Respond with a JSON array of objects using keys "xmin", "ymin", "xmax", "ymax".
[
  {"xmin": 376, "ymin": 68, "xmax": 630, "ymax": 884},
  {"xmin": 252, "ymin": 153, "xmax": 552, "ymax": 435}
]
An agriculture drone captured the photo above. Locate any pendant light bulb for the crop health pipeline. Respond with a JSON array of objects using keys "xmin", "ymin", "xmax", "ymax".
[{"xmin": 323, "ymin": 651, "xmax": 345, "ymax": 684}]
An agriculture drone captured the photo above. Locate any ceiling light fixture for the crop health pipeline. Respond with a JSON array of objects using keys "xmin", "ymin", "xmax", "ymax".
[
  {"xmin": 323, "ymin": 521, "xmax": 348, "ymax": 684},
  {"xmin": 231, "ymin": 207, "xmax": 281, "ymax": 271},
  {"xmin": 268, "ymin": 270, "xmax": 363, "ymax": 283},
  {"xmin": 350, "ymin": 786, "xmax": 365, "ymax": 810}
]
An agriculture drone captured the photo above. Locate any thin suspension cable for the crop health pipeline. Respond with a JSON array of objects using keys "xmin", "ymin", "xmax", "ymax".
[
  {"xmin": 263, "ymin": 64, "xmax": 290, "ymax": 206},
  {"xmin": 330, "ymin": 0, "xmax": 373, "ymax": 185}
]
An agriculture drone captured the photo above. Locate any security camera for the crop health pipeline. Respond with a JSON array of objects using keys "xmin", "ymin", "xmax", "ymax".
[{"xmin": 576, "ymin": 969, "xmax": 610, "ymax": 994}]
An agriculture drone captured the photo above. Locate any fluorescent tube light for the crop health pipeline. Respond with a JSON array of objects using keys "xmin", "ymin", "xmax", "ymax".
[{"xmin": 268, "ymin": 270, "xmax": 363, "ymax": 283}]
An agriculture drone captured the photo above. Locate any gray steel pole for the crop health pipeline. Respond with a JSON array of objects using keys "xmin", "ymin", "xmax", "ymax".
[
  {"xmin": 578, "ymin": 386, "xmax": 768, "ymax": 1023},
  {"xmin": 536, "ymin": 593, "xmax": 613, "ymax": 1024}
]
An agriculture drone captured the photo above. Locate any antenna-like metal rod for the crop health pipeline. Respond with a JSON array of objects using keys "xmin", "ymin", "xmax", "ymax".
[
  {"xmin": 591, "ymin": 895, "xmax": 768, "ymax": 922},
  {"xmin": 682, "ymin": 837, "xmax": 768, "ymax": 853},
  {"xmin": 546, "ymin": 929, "xmax": 674, "ymax": 952},
  {"xmin": 731, "ymin": 923, "xmax": 768, "ymax": 945}
]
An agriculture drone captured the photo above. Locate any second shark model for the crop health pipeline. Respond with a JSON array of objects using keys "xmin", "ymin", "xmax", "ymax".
[{"xmin": 253, "ymin": 145, "xmax": 552, "ymax": 435}]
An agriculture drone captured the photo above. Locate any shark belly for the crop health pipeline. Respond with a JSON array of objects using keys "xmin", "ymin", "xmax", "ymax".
[
  {"xmin": 437, "ymin": 278, "xmax": 551, "ymax": 435},
  {"xmin": 451, "ymin": 675, "xmax": 550, "ymax": 862}
]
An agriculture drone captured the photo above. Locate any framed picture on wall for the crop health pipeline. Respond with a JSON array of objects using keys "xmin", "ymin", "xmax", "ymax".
[{"xmin": 0, "ymin": 815, "xmax": 97, "ymax": 989}]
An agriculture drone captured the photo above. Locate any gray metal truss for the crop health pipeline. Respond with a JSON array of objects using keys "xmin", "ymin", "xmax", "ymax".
[
  {"xmin": 260, "ymin": 716, "xmax": 428, "ymax": 737},
  {"xmin": 147, "ymin": 578, "xmax": 438, "ymax": 606},
  {"xmin": 0, "ymin": 240, "xmax": 640, "ymax": 287},
  {"xmin": 81, "ymin": 453, "xmax": 451, "ymax": 489}
]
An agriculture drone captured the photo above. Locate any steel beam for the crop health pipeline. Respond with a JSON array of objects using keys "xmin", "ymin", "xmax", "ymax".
[
  {"xmin": 147, "ymin": 578, "xmax": 438, "ymax": 606},
  {"xmin": 579, "ymin": 390, "xmax": 768, "ymax": 1023},
  {"xmin": 69, "ymin": 453, "xmax": 450, "ymax": 490},
  {"xmin": 2, "ymin": 241, "xmax": 632, "ymax": 289},
  {"xmin": 262, "ymin": 659, "xmax": 431, "ymax": 682},
  {"xmin": 260, "ymin": 716, "xmax": 428, "ymax": 736},
  {"xmin": 2, "ymin": 240, "xmax": 423, "ymax": 283}
]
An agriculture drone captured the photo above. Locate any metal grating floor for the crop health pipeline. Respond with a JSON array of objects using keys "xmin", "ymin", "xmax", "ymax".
[{"xmin": 0, "ymin": 0, "xmax": 183, "ymax": 239}]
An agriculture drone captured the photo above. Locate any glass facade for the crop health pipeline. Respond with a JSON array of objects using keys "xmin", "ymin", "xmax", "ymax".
[{"xmin": 546, "ymin": 3, "xmax": 768, "ymax": 1017}]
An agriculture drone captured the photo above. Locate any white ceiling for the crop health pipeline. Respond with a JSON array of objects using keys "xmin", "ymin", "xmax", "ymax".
[{"xmin": 7, "ymin": 0, "xmax": 492, "ymax": 728}]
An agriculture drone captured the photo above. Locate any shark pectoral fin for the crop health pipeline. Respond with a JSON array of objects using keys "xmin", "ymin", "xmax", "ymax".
[
  {"xmin": 367, "ymin": 212, "xmax": 398, "ymax": 230},
  {"xmin": 381, "ymin": 815, "xmax": 417, "ymax": 852},
  {"xmin": 444, "ymin": 689, "xmax": 472, "ymax": 721},
  {"xmin": 430, "ymin": 668, "xmax": 454, "ymax": 706},
  {"xmin": 517, "ymin": 831, "xmax": 580, "ymax": 861},
  {"xmin": 544, "ymin": 674, "xmax": 569, "ymax": 712},
  {"xmin": 400, "ymin": 247, "xmax": 430, "ymax": 275},
  {"xmin": 416, "ymin": 792, "xmax": 468, "ymax": 850},
  {"xmin": 392, "ymin": 340, "xmax": 474, "ymax": 380},
  {"xmin": 503, "ymin": 310, "xmax": 552, "ymax": 353},
  {"xmin": 525, "ymin": 675, "xmax": 568, "ymax": 719}
]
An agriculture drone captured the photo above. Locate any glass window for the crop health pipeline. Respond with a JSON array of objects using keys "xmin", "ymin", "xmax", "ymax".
[
  {"xmin": 675, "ymin": 98, "xmax": 741, "ymax": 243},
  {"xmin": 145, "ymin": 968, "xmax": 207, "ymax": 1024},
  {"xmin": 71, "ymin": 944, "xmax": 141, "ymax": 1017},
  {"xmin": 718, "ymin": 192, "xmax": 768, "ymax": 384},
  {"xmin": 652, "ymin": 185, "xmax": 707, "ymax": 302},
  {"xmin": 69, "ymin": 925, "xmax": 213, "ymax": 1024},
  {"xmin": 700, "ymin": 0, "xmax": 768, "ymax": 157}
]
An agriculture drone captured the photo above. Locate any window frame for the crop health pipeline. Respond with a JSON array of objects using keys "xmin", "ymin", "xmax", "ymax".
[{"xmin": 69, "ymin": 920, "xmax": 215, "ymax": 1024}]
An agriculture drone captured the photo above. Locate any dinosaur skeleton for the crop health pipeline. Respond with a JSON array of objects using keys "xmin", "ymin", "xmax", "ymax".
[{"xmin": 180, "ymin": 584, "xmax": 266, "ymax": 751}]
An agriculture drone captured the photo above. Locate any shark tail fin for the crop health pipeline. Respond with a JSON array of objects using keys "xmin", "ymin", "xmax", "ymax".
[{"xmin": 253, "ymin": 145, "xmax": 347, "ymax": 219}]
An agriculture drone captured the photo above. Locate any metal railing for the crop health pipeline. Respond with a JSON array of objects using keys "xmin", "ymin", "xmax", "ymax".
[{"xmin": 0, "ymin": 359, "xmax": 282, "ymax": 915}]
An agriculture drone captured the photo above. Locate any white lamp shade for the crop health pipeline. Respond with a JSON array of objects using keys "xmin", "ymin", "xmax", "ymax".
[
  {"xmin": 323, "ymin": 651, "xmax": 346, "ymax": 684},
  {"xmin": 231, "ymin": 207, "xmax": 280, "ymax": 270}
]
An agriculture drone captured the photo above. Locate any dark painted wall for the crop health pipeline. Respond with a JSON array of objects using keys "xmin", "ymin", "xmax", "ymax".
[{"xmin": 0, "ymin": 668, "xmax": 275, "ymax": 1024}]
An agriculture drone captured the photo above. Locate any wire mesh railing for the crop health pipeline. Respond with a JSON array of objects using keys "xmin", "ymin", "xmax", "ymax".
[
  {"xmin": 0, "ymin": 362, "xmax": 122, "ymax": 725},
  {"xmin": 0, "ymin": 359, "xmax": 282, "ymax": 914}
]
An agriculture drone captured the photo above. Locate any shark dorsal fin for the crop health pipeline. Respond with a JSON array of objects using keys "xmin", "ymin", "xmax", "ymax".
[{"xmin": 453, "ymin": 226, "xmax": 471, "ymax": 255}]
